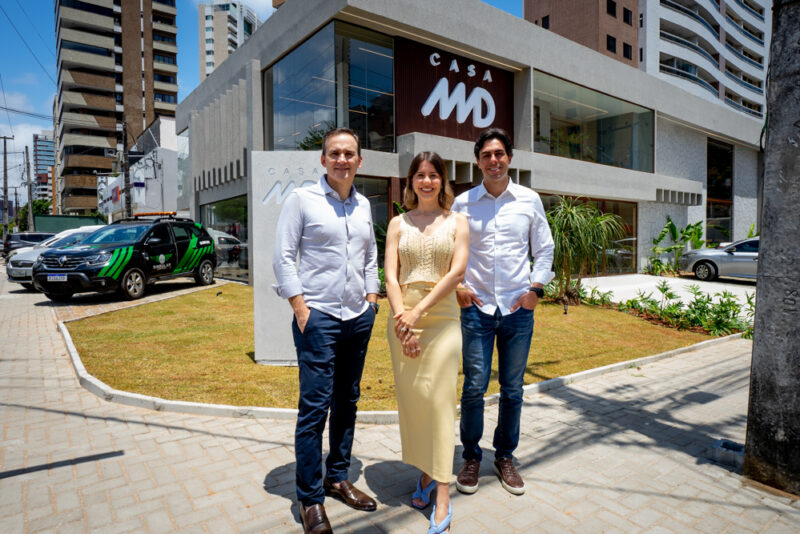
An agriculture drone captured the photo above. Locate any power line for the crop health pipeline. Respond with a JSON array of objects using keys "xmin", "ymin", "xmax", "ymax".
[
  {"xmin": 14, "ymin": 0, "xmax": 56, "ymax": 60},
  {"xmin": 0, "ymin": 75, "xmax": 14, "ymax": 137},
  {"xmin": 0, "ymin": 5, "xmax": 57, "ymax": 86}
]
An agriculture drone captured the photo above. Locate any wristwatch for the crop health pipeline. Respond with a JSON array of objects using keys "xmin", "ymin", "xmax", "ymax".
[
  {"xmin": 529, "ymin": 286, "xmax": 545, "ymax": 299},
  {"xmin": 368, "ymin": 301, "xmax": 379, "ymax": 314}
]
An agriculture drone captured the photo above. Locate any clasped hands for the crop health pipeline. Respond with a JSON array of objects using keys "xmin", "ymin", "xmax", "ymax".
[{"xmin": 393, "ymin": 308, "xmax": 422, "ymax": 358}]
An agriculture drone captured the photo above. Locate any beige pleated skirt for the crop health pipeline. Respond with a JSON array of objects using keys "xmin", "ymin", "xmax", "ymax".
[{"xmin": 388, "ymin": 283, "xmax": 461, "ymax": 483}]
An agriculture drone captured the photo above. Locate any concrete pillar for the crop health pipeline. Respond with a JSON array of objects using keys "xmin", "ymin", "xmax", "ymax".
[{"xmin": 743, "ymin": 0, "xmax": 800, "ymax": 496}]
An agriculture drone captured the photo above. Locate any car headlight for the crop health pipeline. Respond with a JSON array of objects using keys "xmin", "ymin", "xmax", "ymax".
[{"xmin": 86, "ymin": 252, "xmax": 112, "ymax": 266}]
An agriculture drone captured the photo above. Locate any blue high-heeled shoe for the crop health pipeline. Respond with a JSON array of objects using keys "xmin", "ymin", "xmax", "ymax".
[
  {"xmin": 428, "ymin": 502, "xmax": 452, "ymax": 534},
  {"xmin": 411, "ymin": 475, "xmax": 437, "ymax": 510}
]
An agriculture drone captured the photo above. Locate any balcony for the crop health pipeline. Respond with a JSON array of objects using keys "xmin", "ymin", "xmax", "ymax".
[
  {"xmin": 659, "ymin": 64, "xmax": 719, "ymax": 97},
  {"xmin": 153, "ymin": 81, "xmax": 178, "ymax": 93},
  {"xmin": 152, "ymin": 22, "xmax": 177, "ymax": 35},
  {"xmin": 724, "ymin": 71, "xmax": 763, "ymax": 95},
  {"xmin": 152, "ymin": 61, "xmax": 178, "ymax": 75},
  {"xmin": 154, "ymin": 101, "xmax": 177, "ymax": 113},
  {"xmin": 724, "ymin": 97, "xmax": 763, "ymax": 118},
  {"xmin": 660, "ymin": 0, "xmax": 719, "ymax": 39},
  {"xmin": 153, "ymin": 40, "xmax": 177, "ymax": 54},
  {"xmin": 61, "ymin": 112, "xmax": 117, "ymax": 132},
  {"xmin": 59, "ymin": 49, "xmax": 115, "ymax": 72},
  {"xmin": 152, "ymin": 1, "xmax": 177, "ymax": 16},
  {"xmin": 62, "ymin": 133, "xmax": 116, "ymax": 149},
  {"xmin": 725, "ymin": 15, "xmax": 764, "ymax": 46},
  {"xmin": 725, "ymin": 43, "xmax": 764, "ymax": 70},
  {"xmin": 58, "ymin": 6, "xmax": 113, "ymax": 32},
  {"xmin": 63, "ymin": 175, "xmax": 97, "ymax": 190},
  {"xmin": 63, "ymin": 154, "xmax": 113, "ymax": 171},
  {"xmin": 64, "ymin": 195, "xmax": 98, "ymax": 210},
  {"xmin": 61, "ymin": 70, "xmax": 115, "ymax": 92},
  {"xmin": 61, "ymin": 91, "xmax": 116, "ymax": 112},
  {"xmin": 734, "ymin": 0, "xmax": 764, "ymax": 22},
  {"xmin": 660, "ymin": 31, "xmax": 718, "ymax": 68}
]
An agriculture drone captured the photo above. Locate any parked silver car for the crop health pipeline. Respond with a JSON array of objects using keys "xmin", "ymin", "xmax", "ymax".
[
  {"xmin": 6, "ymin": 226, "xmax": 104, "ymax": 290},
  {"xmin": 679, "ymin": 237, "xmax": 759, "ymax": 281}
]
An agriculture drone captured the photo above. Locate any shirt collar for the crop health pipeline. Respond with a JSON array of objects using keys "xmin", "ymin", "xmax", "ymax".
[
  {"xmin": 320, "ymin": 174, "xmax": 356, "ymax": 203},
  {"xmin": 477, "ymin": 180, "xmax": 518, "ymax": 200}
]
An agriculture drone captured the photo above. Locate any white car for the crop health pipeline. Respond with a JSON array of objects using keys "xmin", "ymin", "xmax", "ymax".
[{"xmin": 6, "ymin": 225, "xmax": 105, "ymax": 290}]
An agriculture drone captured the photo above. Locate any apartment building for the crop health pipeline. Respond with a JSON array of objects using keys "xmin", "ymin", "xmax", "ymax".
[
  {"xmin": 198, "ymin": 1, "xmax": 262, "ymax": 80},
  {"xmin": 55, "ymin": 0, "xmax": 179, "ymax": 214},
  {"xmin": 525, "ymin": 0, "xmax": 639, "ymax": 67},
  {"xmin": 524, "ymin": 0, "xmax": 770, "ymax": 119},
  {"xmin": 32, "ymin": 131, "xmax": 55, "ymax": 202}
]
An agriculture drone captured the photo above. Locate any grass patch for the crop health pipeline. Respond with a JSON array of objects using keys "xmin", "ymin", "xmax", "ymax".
[{"xmin": 69, "ymin": 284, "xmax": 710, "ymax": 411}]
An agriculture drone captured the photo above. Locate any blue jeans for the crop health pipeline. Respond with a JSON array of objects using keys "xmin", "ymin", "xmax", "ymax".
[
  {"xmin": 459, "ymin": 305, "xmax": 534, "ymax": 461},
  {"xmin": 292, "ymin": 306, "xmax": 375, "ymax": 506}
]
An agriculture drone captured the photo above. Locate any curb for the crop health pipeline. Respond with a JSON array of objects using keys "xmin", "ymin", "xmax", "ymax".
[{"xmin": 57, "ymin": 318, "xmax": 744, "ymax": 424}]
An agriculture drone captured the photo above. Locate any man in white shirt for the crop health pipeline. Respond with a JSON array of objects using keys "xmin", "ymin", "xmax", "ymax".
[
  {"xmin": 451, "ymin": 128, "xmax": 555, "ymax": 497},
  {"xmin": 273, "ymin": 128, "xmax": 380, "ymax": 534}
]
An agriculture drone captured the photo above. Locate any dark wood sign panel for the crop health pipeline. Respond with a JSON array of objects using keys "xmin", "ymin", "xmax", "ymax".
[{"xmin": 395, "ymin": 38, "xmax": 514, "ymax": 143}]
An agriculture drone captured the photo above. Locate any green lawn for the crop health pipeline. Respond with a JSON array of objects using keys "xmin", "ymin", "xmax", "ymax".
[{"xmin": 68, "ymin": 284, "xmax": 710, "ymax": 411}]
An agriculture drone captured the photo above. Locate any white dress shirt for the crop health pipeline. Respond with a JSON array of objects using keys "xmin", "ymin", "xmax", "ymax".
[
  {"xmin": 272, "ymin": 175, "xmax": 380, "ymax": 320},
  {"xmin": 451, "ymin": 181, "xmax": 555, "ymax": 316}
]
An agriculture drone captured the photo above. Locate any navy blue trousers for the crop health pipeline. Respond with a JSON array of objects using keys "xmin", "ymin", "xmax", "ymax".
[{"xmin": 291, "ymin": 306, "xmax": 375, "ymax": 506}]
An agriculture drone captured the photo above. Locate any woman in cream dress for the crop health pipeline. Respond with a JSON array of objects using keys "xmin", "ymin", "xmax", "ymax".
[{"xmin": 384, "ymin": 152, "xmax": 469, "ymax": 533}]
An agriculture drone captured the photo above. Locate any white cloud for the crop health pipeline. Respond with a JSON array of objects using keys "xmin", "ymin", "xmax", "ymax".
[
  {"xmin": 12, "ymin": 73, "xmax": 39, "ymax": 86},
  {"xmin": 0, "ymin": 122, "xmax": 52, "ymax": 202},
  {"xmin": 2, "ymin": 92, "xmax": 34, "ymax": 112}
]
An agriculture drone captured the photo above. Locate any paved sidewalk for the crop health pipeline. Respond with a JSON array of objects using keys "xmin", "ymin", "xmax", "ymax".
[
  {"xmin": 1, "ymin": 276, "xmax": 798, "ymax": 533},
  {"xmin": 583, "ymin": 274, "xmax": 756, "ymax": 305}
]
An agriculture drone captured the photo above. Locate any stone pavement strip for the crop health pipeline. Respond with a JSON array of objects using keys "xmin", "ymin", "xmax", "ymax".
[{"xmin": 1, "ymin": 275, "xmax": 799, "ymax": 533}]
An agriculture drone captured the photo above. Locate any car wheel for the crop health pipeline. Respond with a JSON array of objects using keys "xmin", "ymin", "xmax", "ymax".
[
  {"xmin": 45, "ymin": 293, "xmax": 72, "ymax": 302},
  {"xmin": 694, "ymin": 261, "xmax": 717, "ymax": 281},
  {"xmin": 21, "ymin": 283, "xmax": 35, "ymax": 291},
  {"xmin": 120, "ymin": 268, "xmax": 146, "ymax": 300},
  {"xmin": 195, "ymin": 259, "xmax": 214, "ymax": 286}
]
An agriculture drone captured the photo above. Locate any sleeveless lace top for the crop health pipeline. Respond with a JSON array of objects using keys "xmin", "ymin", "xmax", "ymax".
[{"xmin": 397, "ymin": 212, "xmax": 457, "ymax": 286}]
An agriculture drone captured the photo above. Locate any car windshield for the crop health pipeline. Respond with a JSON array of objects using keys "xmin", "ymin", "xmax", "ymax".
[
  {"xmin": 48, "ymin": 231, "xmax": 94, "ymax": 248},
  {"xmin": 83, "ymin": 225, "xmax": 149, "ymax": 244},
  {"xmin": 25, "ymin": 234, "xmax": 53, "ymax": 243}
]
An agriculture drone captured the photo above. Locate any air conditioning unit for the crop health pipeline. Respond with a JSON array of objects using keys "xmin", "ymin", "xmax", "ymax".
[{"xmin": 104, "ymin": 148, "xmax": 117, "ymax": 158}]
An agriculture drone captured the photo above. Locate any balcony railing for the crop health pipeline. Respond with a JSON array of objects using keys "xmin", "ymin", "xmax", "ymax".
[
  {"xmin": 660, "ymin": 31, "xmax": 718, "ymax": 67},
  {"xmin": 725, "ymin": 43, "xmax": 764, "ymax": 70},
  {"xmin": 725, "ymin": 15, "xmax": 764, "ymax": 45},
  {"xmin": 661, "ymin": 0, "xmax": 719, "ymax": 39},
  {"xmin": 724, "ymin": 97, "xmax": 763, "ymax": 118},
  {"xmin": 735, "ymin": 0, "xmax": 764, "ymax": 21},
  {"xmin": 659, "ymin": 64, "xmax": 719, "ymax": 97},
  {"xmin": 724, "ymin": 71, "xmax": 763, "ymax": 94}
]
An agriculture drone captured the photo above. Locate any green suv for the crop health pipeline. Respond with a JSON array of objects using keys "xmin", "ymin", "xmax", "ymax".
[{"xmin": 32, "ymin": 215, "xmax": 217, "ymax": 302}]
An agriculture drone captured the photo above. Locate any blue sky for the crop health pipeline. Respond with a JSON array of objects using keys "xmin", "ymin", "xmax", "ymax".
[{"xmin": 0, "ymin": 0, "xmax": 522, "ymax": 201}]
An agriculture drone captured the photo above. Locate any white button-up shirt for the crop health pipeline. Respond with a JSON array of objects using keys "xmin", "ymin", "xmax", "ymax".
[
  {"xmin": 451, "ymin": 181, "xmax": 555, "ymax": 316},
  {"xmin": 272, "ymin": 175, "xmax": 380, "ymax": 320}
]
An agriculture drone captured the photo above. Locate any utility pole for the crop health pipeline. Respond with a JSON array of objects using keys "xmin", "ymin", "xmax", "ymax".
[
  {"xmin": 743, "ymin": 0, "xmax": 800, "ymax": 496},
  {"xmin": 122, "ymin": 117, "xmax": 131, "ymax": 218},
  {"xmin": 2, "ymin": 135, "xmax": 14, "ymax": 244},
  {"xmin": 25, "ymin": 146, "xmax": 34, "ymax": 231}
]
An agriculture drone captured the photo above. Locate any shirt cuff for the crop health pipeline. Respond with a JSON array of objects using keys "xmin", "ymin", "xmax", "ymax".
[
  {"xmin": 530, "ymin": 270, "xmax": 555, "ymax": 287},
  {"xmin": 273, "ymin": 280, "xmax": 304, "ymax": 299},
  {"xmin": 365, "ymin": 279, "xmax": 381, "ymax": 295}
]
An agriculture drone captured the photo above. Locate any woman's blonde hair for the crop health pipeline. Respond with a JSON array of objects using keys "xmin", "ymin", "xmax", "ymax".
[{"xmin": 403, "ymin": 151, "xmax": 454, "ymax": 210}]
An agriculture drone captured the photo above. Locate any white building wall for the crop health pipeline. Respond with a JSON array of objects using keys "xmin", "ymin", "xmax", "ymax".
[{"xmin": 733, "ymin": 145, "xmax": 758, "ymax": 241}]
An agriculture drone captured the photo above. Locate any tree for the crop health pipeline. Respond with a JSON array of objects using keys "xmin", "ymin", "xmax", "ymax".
[
  {"xmin": 14, "ymin": 199, "xmax": 51, "ymax": 231},
  {"xmin": 546, "ymin": 196, "xmax": 625, "ymax": 304}
]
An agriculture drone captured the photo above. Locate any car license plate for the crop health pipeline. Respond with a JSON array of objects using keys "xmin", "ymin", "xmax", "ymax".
[
  {"xmin": 10, "ymin": 269, "xmax": 26, "ymax": 277},
  {"xmin": 47, "ymin": 274, "xmax": 68, "ymax": 282}
]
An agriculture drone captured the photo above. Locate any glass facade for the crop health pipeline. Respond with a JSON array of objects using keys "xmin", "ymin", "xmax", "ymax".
[
  {"xmin": 266, "ymin": 22, "xmax": 394, "ymax": 152},
  {"xmin": 200, "ymin": 195, "xmax": 249, "ymax": 282},
  {"xmin": 707, "ymin": 139, "xmax": 733, "ymax": 244},
  {"xmin": 541, "ymin": 194, "xmax": 638, "ymax": 275},
  {"xmin": 534, "ymin": 71, "xmax": 654, "ymax": 173}
]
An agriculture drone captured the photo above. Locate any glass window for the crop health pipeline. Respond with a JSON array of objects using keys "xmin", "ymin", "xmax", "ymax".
[
  {"xmin": 607, "ymin": 35, "xmax": 617, "ymax": 53},
  {"xmin": 266, "ymin": 21, "xmax": 394, "ymax": 152},
  {"xmin": 200, "ymin": 195, "xmax": 248, "ymax": 282},
  {"xmin": 172, "ymin": 224, "xmax": 191, "ymax": 241},
  {"xmin": 542, "ymin": 15, "xmax": 550, "ymax": 29},
  {"xmin": 607, "ymin": 0, "xmax": 617, "ymax": 16},
  {"xmin": 623, "ymin": 43, "xmax": 632, "ymax": 59},
  {"xmin": 146, "ymin": 224, "xmax": 171, "ymax": 244},
  {"xmin": 533, "ymin": 70, "xmax": 654, "ymax": 172},
  {"xmin": 623, "ymin": 8, "xmax": 633, "ymax": 25}
]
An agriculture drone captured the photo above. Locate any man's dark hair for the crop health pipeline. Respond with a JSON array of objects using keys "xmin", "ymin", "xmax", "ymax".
[
  {"xmin": 322, "ymin": 127, "xmax": 361, "ymax": 157},
  {"xmin": 474, "ymin": 128, "xmax": 513, "ymax": 160}
]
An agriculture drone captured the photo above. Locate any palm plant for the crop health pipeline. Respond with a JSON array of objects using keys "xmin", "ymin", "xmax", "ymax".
[{"xmin": 546, "ymin": 196, "xmax": 625, "ymax": 304}]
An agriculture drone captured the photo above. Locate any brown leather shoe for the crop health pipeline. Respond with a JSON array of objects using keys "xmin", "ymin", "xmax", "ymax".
[
  {"xmin": 323, "ymin": 478, "xmax": 377, "ymax": 511},
  {"xmin": 455, "ymin": 458, "xmax": 480, "ymax": 494},
  {"xmin": 300, "ymin": 503, "xmax": 332, "ymax": 534},
  {"xmin": 493, "ymin": 457, "xmax": 525, "ymax": 495}
]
